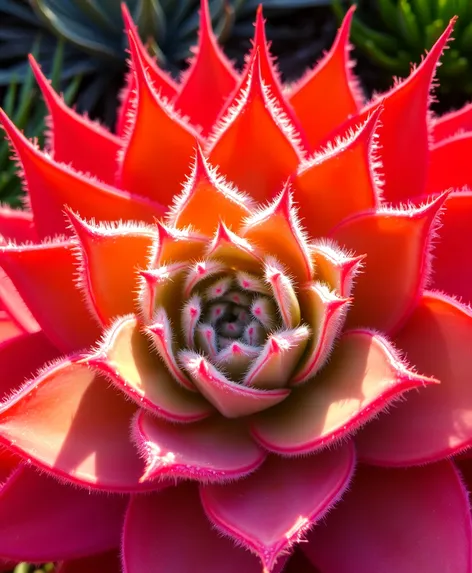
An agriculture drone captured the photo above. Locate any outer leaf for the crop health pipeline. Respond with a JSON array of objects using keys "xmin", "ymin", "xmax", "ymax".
[
  {"xmin": 0, "ymin": 466, "xmax": 127, "ymax": 562},
  {"xmin": 0, "ymin": 330, "xmax": 58, "ymax": 400},
  {"xmin": 431, "ymin": 192, "xmax": 472, "ymax": 304},
  {"xmin": 0, "ymin": 360, "xmax": 153, "ymax": 491},
  {"xmin": 304, "ymin": 463, "xmax": 472, "ymax": 573},
  {"xmin": 330, "ymin": 194, "xmax": 446, "ymax": 334},
  {"xmin": 201, "ymin": 444, "xmax": 355, "ymax": 572},
  {"xmin": 30, "ymin": 55, "xmax": 123, "ymax": 186},
  {"xmin": 67, "ymin": 210, "xmax": 155, "ymax": 325},
  {"xmin": 208, "ymin": 51, "xmax": 302, "ymax": 203},
  {"xmin": 432, "ymin": 102, "xmax": 472, "ymax": 141},
  {"xmin": 427, "ymin": 133, "xmax": 472, "ymax": 194},
  {"xmin": 0, "ymin": 310, "xmax": 23, "ymax": 345},
  {"xmin": 117, "ymin": 3, "xmax": 178, "ymax": 137},
  {"xmin": 57, "ymin": 551, "xmax": 121, "ymax": 573},
  {"xmin": 117, "ymin": 32, "xmax": 199, "ymax": 207},
  {"xmin": 0, "ymin": 206, "xmax": 37, "ymax": 243},
  {"xmin": 174, "ymin": 0, "xmax": 239, "ymax": 136},
  {"xmin": 288, "ymin": 7, "xmax": 362, "ymax": 151},
  {"xmin": 357, "ymin": 293, "xmax": 472, "ymax": 465},
  {"xmin": 123, "ymin": 483, "xmax": 261, "ymax": 573},
  {"xmin": 240, "ymin": 6, "xmax": 307, "ymax": 150},
  {"xmin": 0, "ymin": 109, "xmax": 165, "ymax": 238},
  {"xmin": 0, "ymin": 239, "xmax": 101, "ymax": 352},
  {"xmin": 251, "ymin": 330, "xmax": 436, "ymax": 455},
  {"xmin": 362, "ymin": 20, "xmax": 454, "ymax": 203},
  {"xmin": 293, "ymin": 108, "xmax": 381, "ymax": 238},
  {"xmin": 0, "ymin": 269, "xmax": 39, "ymax": 335}
]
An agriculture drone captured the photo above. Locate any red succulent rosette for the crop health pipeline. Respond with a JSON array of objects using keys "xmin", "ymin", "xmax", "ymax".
[{"xmin": 0, "ymin": 3, "xmax": 472, "ymax": 572}]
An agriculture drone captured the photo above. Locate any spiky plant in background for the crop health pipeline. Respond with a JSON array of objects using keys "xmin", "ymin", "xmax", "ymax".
[
  {"xmin": 1, "ymin": 0, "xmax": 331, "ymax": 125},
  {"xmin": 0, "ymin": 41, "xmax": 80, "ymax": 207},
  {"xmin": 335, "ymin": 0, "xmax": 472, "ymax": 108}
]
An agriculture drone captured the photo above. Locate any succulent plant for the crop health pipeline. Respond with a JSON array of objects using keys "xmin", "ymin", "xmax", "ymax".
[
  {"xmin": 1, "ymin": 0, "xmax": 330, "ymax": 124},
  {"xmin": 335, "ymin": 0, "xmax": 472, "ymax": 102},
  {"xmin": 2, "ymin": 2, "xmax": 472, "ymax": 573}
]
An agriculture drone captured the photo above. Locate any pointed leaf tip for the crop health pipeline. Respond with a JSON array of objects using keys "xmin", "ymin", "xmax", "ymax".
[
  {"xmin": 251, "ymin": 330, "xmax": 437, "ymax": 455},
  {"xmin": 118, "ymin": 32, "xmax": 197, "ymax": 206},
  {"xmin": 169, "ymin": 146, "xmax": 252, "ymax": 236},
  {"xmin": 201, "ymin": 445, "xmax": 355, "ymax": 572},
  {"xmin": 133, "ymin": 411, "xmax": 265, "ymax": 483},
  {"xmin": 330, "ymin": 192, "xmax": 448, "ymax": 334},
  {"xmin": 294, "ymin": 107, "xmax": 381, "ymax": 238},
  {"xmin": 173, "ymin": 0, "xmax": 239, "ymax": 136},
  {"xmin": 288, "ymin": 5, "xmax": 362, "ymax": 151},
  {"xmin": 366, "ymin": 19, "xmax": 455, "ymax": 203},
  {"xmin": 29, "ymin": 55, "xmax": 122, "ymax": 186},
  {"xmin": 0, "ymin": 108, "xmax": 164, "ymax": 238},
  {"xmin": 208, "ymin": 51, "xmax": 301, "ymax": 203},
  {"xmin": 179, "ymin": 351, "xmax": 290, "ymax": 418}
]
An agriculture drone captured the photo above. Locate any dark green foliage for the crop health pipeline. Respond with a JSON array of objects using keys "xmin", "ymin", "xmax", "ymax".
[
  {"xmin": 1, "ymin": 0, "xmax": 331, "ymax": 125},
  {"xmin": 336, "ymin": 0, "xmax": 472, "ymax": 104},
  {"xmin": 0, "ymin": 40, "xmax": 80, "ymax": 207}
]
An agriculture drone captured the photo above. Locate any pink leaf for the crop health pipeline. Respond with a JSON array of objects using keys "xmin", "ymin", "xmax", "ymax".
[
  {"xmin": 0, "ymin": 310, "xmax": 23, "ymax": 346},
  {"xmin": 0, "ymin": 466, "xmax": 127, "ymax": 562},
  {"xmin": 251, "ymin": 330, "xmax": 436, "ymax": 455},
  {"xmin": 303, "ymin": 462, "xmax": 472, "ymax": 573},
  {"xmin": 330, "ymin": 193, "xmax": 446, "ymax": 334},
  {"xmin": 0, "ymin": 330, "xmax": 58, "ymax": 400},
  {"xmin": 0, "ymin": 360, "xmax": 153, "ymax": 491},
  {"xmin": 57, "ymin": 551, "xmax": 121, "ymax": 573},
  {"xmin": 0, "ymin": 269, "xmax": 39, "ymax": 334},
  {"xmin": 122, "ymin": 482, "xmax": 261, "ymax": 573},
  {"xmin": 357, "ymin": 292, "xmax": 472, "ymax": 465},
  {"xmin": 179, "ymin": 351, "xmax": 290, "ymax": 418},
  {"xmin": 201, "ymin": 444, "xmax": 355, "ymax": 572},
  {"xmin": 0, "ymin": 239, "xmax": 101, "ymax": 352},
  {"xmin": 430, "ymin": 192, "xmax": 472, "ymax": 304},
  {"xmin": 133, "ymin": 410, "xmax": 265, "ymax": 483}
]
